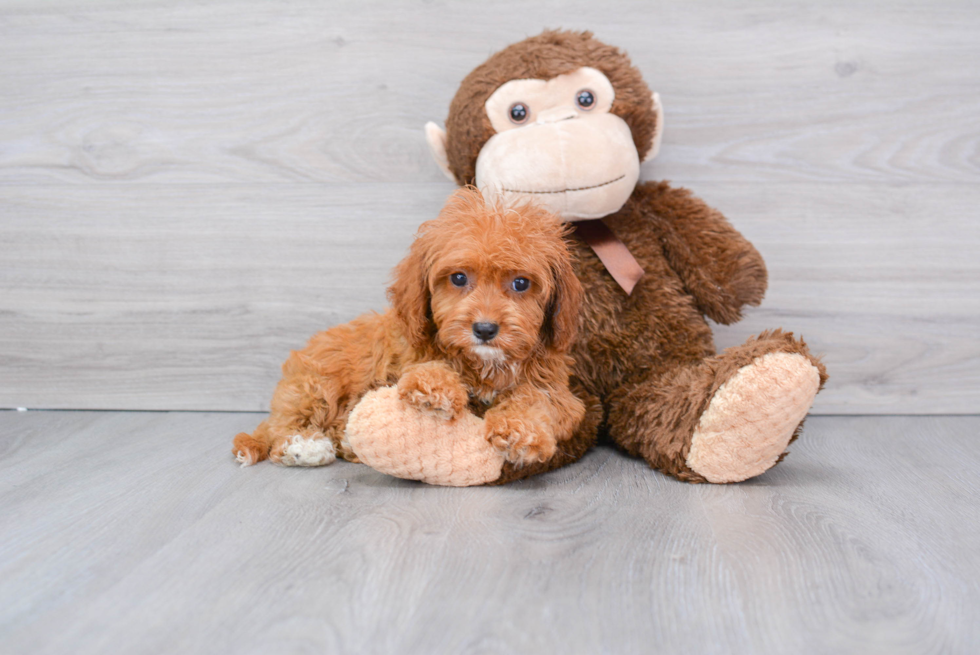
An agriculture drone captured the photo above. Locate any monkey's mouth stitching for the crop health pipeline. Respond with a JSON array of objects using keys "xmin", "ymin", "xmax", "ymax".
[{"xmin": 502, "ymin": 174, "xmax": 625, "ymax": 195}]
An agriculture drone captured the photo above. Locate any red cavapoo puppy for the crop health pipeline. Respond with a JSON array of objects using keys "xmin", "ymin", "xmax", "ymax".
[{"xmin": 233, "ymin": 188, "xmax": 585, "ymax": 470}]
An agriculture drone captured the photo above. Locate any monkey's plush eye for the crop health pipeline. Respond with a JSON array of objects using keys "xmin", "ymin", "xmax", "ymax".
[
  {"xmin": 575, "ymin": 89, "xmax": 596, "ymax": 110},
  {"xmin": 509, "ymin": 103, "xmax": 529, "ymax": 124},
  {"xmin": 450, "ymin": 272, "xmax": 468, "ymax": 287},
  {"xmin": 511, "ymin": 277, "xmax": 530, "ymax": 292}
]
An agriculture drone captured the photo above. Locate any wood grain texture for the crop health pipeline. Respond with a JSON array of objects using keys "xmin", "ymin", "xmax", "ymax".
[
  {"xmin": 1, "ymin": 410, "xmax": 978, "ymax": 654},
  {"xmin": 1, "ymin": 0, "xmax": 977, "ymax": 186},
  {"xmin": 2, "ymin": 182, "xmax": 976, "ymax": 413},
  {"xmin": 1, "ymin": 0, "xmax": 978, "ymax": 412}
]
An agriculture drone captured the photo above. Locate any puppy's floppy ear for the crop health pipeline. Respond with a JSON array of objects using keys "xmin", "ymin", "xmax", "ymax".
[
  {"xmin": 542, "ymin": 249, "xmax": 584, "ymax": 353},
  {"xmin": 387, "ymin": 232, "xmax": 434, "ymax": 350}
]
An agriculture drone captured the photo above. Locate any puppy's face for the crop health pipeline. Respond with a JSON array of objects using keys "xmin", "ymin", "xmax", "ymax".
[
  {"xmin": 428, "ymin": 245, "xmax": 551, "ymax": 366},
  {"xmin": 389, "ymin": 189, "xmax": 582, "ymax": 367}
]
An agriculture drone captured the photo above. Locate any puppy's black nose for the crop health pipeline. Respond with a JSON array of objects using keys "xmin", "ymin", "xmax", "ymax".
[{"xmin": 472, "ymin": 322, "xmax": 499, "ymax": 342}]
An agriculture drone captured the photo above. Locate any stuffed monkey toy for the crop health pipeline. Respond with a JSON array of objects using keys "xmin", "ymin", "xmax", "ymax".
[{"xmin": 346, "ymin": 30, "xmax": 827, "ymax": 485}]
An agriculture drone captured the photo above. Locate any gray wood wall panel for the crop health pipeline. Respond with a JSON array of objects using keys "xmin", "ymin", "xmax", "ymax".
[{"xmin": 1, "ymin": 0, "xmax": 978, "ymax": 412}]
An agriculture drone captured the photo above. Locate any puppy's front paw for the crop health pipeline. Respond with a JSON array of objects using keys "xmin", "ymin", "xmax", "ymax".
[
  {"xmin": 397, "ymin": 363, "xmax": 468, "ymax": 420},
  {"xmin": 485, "ymin": 415, "xmax": 557, "ymax": 467}
]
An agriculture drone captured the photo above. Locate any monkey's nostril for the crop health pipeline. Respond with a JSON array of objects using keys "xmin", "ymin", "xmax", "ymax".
[{"xmin": 472, "ymin": 322, "xmax": 499, "ymax": 342}]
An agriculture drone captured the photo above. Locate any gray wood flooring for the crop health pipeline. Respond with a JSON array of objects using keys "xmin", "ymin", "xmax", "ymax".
[
  {"xmin": 2, "ymin": 0, "xmax": 979, "ymax": 414},
  {"xmin": 2, "ymin": 410, "xmax": 978, "ymax": 654}
]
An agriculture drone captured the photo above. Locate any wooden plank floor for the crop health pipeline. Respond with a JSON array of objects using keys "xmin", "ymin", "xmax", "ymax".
[{"xmin": 1, "ymin": 411, "xmax": 977, "ymax": 654}]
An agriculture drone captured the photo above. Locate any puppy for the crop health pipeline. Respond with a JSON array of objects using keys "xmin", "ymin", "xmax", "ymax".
[{"xmin": 233, "ymin": 187, "xmax": 586, "ymax": 470}]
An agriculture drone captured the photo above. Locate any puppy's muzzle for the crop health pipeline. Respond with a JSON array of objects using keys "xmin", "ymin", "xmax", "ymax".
[{"xmin": 472, "ymin": 322, "xmax": 499, "ymax": 343}]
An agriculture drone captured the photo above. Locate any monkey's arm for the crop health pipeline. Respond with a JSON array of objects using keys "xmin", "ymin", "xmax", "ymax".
[{"xmin": 636, "ymin": 181, "xmax": 768, "ymax": 325}]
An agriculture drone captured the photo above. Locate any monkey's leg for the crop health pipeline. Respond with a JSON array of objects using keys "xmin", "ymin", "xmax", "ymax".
[
  {"xmin": 608, "ymin": 330, "xmax": 827, "ymax": 483},
  {"xmin": 346, "ymin": 382, "xmax": 601, "ymax": 487}
]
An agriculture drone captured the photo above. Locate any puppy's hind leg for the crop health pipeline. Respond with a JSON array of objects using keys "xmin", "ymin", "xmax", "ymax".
[
  {"xmin": 236, "ymin": 422, "xmax": 337, "ymax": 468},
  {"xmin": 233, "ymin": 420, "xmax": 274, "ymax": 467},
  {"xmin": 238, "ymin": 334, "xmax": 362, "ymax": 468},
  {"xmin": 263, "ymin": 372, "xmax": 345, "ymax": 467},
  {"xmin": 269, "ymin": 428, "xmax": 338, "ymax": 467}
]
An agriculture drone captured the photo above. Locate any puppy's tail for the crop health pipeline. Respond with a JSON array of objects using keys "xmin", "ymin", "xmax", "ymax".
[{"xmin": 233, "ymin": 422, "xmax": 273, "ymax": 468}]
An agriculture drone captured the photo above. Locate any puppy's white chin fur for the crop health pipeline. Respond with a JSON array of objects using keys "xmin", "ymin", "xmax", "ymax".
[{"xmin": 472, "ymin": 345, "xmax": 507, "ymax": 362}]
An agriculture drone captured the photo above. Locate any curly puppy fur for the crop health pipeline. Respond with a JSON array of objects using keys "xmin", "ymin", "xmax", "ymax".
[{"xmin": 233, "ymin": 188, "xmax": 586, "ymax": 469}]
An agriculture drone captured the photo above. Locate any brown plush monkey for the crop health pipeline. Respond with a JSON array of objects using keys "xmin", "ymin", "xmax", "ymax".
[{"xmin": 347, "ymin": 30, "xmax": 827, "ymax": 485}]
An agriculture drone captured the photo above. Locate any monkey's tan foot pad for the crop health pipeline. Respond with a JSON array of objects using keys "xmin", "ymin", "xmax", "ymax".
[
  {"xmin": 686, "ymin": 352, "xmax": 821, "ymax": 483},
  {"xmin": 346, "ymin": 386, "xmax": 505, "ymax": 487}
]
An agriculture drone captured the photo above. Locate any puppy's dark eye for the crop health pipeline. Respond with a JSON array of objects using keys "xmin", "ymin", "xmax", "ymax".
[
  {"xmin": 509, "ymin": 103, "xmax": 529, "ymax": 124},
  {"xmin": 511, "ymin": 277, "xmax": 530, "ymax": 292},
  {"xmin": 450, "ymin": 272, "xmax": 468, "ymax": 287},
  {"xmin": 576, "ymin": 89, "xmax": 595, "ymax": 110}
]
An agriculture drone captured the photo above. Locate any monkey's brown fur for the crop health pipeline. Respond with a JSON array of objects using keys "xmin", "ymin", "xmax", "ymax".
[
  {"xmin": 441, "ymin": 31, "xmax": 827, "ymax": 484},
  {"xmin": 233, "ymin": 189, "xmax": 588, "ymax": 469}
]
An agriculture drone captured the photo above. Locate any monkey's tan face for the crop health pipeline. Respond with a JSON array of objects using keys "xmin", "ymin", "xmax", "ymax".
[{"xmin": 475, "ymin": 67, "xmax": 641, "ymax": 221}]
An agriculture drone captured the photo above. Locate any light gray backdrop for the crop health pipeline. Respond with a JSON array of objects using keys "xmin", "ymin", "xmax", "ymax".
[{"xmin": 1, "ymin": 0, "xmax": 977, "ymax": 413}]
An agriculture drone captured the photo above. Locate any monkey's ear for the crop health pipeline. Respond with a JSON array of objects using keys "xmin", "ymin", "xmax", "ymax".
[
  {"xmin": 642, "ymin": 92, "xmax": 664, "ymax": 163},
  {"xmin": 387, "ymin": 237, "xmax": 434, "ymax": 350},
  {"xmin": 425, "ymin": 122, "xmax": 456, "ymax": 182}
]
